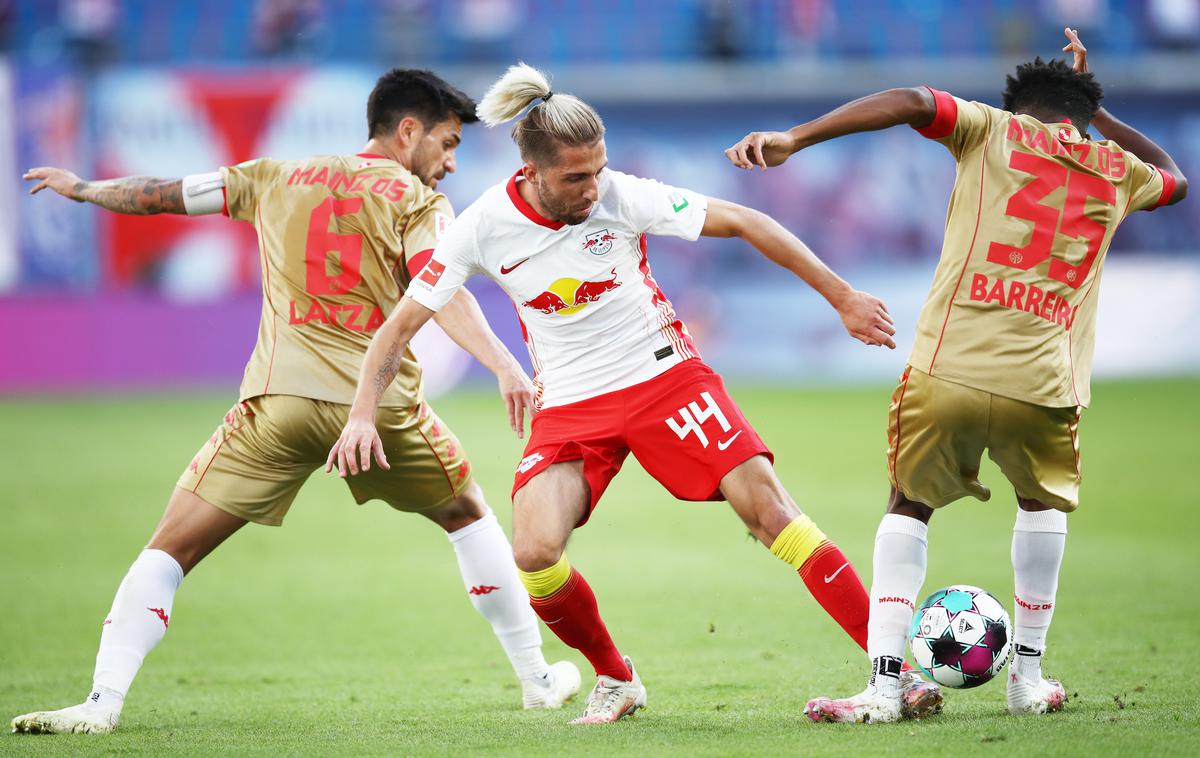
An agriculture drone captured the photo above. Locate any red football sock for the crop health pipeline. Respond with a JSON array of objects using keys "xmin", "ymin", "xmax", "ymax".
[
  {"xmin": 797, "ymin": 542, "xmax": 871, "ymax": 653},
  {"xmin": 529, "ymin": 568, "xmax": 631, "ymax": 681}
]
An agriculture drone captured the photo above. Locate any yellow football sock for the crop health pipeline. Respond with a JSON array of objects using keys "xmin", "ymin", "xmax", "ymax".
[
  {"xmin": 770, "ymin": 514, "xmax": 829, "ymax": 571},
  {"xmin": 519, "ymin": 554, "xmax": 572, "ymax": 599}
]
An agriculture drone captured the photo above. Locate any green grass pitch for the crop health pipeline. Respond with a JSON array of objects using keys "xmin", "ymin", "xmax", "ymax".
[{"xmin": 2, "ymin": 379, "xmax": 1198, "ymax": 756}]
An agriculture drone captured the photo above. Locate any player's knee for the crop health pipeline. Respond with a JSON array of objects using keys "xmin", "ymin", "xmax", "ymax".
[
  {"xmin": 887, "ymin": 487, "xmax": 935, "ymax": 523},
  {"xmin": 513, "ymin": 539, "xmax": 562, "ymax": 573},
  {"xmin": 425, "ymin": 484, "xmax": 488, "ymax": 533}
]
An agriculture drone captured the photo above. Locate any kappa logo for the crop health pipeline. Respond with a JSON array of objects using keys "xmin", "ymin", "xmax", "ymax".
[
  {"xmin": 469, "ymin": 585, "xmax": 501, "ymax": 596},
  {"xmin": 517, "ymin": 452, "xmax": 545, "ymax": 474},
  {"xmin": 582, "ymin": 229, "xmax": 617, "ymax": 256},
  {"xmin": 435, "ymin": 212, "xmax": 451, "ymax": 239},
  {"xmin": 148, "ymin": 607, "xmax": 170, "ymax": 628}
]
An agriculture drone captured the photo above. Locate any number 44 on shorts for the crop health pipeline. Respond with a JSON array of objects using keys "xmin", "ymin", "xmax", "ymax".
[{"xmin": 665, "ymin": 392, "xmax": 741, "ymax": 449}]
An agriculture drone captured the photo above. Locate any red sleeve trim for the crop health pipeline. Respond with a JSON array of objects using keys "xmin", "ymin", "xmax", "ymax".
[
  {"xmin": 221, "ymin": 186, "xmax": 229, "ymax": 218},
  {"xmin": 914, "ymin": 87, "xmax": 957, "ymax": 140},
  {"xmin": 406, "ymin": 248, "xmax": 435, "ymax": 279},
  {"xmin": 1153, "ymin": 165, "xmax": 1176, "ymax": 209}
]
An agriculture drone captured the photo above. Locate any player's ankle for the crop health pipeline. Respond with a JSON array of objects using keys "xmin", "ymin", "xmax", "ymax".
[
  {"xmin": 1011, "ymin": 644, "xmax": 1044, "ymax": 679},
  {"xmin": 85, "ymin": 684, "xmax": 125, "ymax": 712},
  {"xmin": 868, "ymin": 656, "xmax": 903, "ymax": 698}
]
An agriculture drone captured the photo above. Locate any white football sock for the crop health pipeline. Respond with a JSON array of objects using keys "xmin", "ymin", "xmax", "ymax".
[
  {"xmin": 1011, "ymin": 508, "xmax": 1067, "ymax": 679},
  {"xmin": 867, "ymin": 513, "xmax": 929, "ymax": 691},
  {"xmin": 447, "ymin": 509, "xmax": 549, "ymax": 681},
  {"xmin": 91, "ymin": 549, "xmax": 184, "ymax": 705}
]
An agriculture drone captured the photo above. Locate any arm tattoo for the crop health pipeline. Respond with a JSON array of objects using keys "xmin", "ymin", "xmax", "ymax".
[
  {"xmin": 373, "ymin": 344, "xmax": 404, "ymax": 400},
  {"xmin": 76, "ymin": 176, "xmax": 186, "ymax": 215}
]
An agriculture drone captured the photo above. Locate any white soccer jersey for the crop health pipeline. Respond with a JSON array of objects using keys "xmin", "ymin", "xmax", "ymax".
[{"xmin": 408, "ymin": 168, "xmax": 709, "ymax": 408}]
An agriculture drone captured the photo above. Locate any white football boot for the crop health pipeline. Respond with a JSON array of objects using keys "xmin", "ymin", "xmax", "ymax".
[
  {"xmin": 522, "ymin": 660, "xmax": 583, "ymax": 709},
  {"xmin": 1007, "ymin": 669, "xmax": 1067, "ymax": 715},
  {"xmin": 805, "ymin": 685, "xmax": 901, "ymax": 724},
  {"xmin": 11, "ymin": 699, "xmax": 120, "ymax": 735},
  {"xmin": 899, "ymin": 669, "xmax": 944, "ymax": 720},
  {"xmin": 569, "ymin": 656, "xmax": 646, "ymax": 724}
]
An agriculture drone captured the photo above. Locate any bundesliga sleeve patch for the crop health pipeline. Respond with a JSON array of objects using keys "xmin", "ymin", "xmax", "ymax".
[
  {"xmin": 417, "ymin": 259, "xmax": 446, "ymax": 286},
  {"xmin": 668, "ymin": 190, "xmax": 690, "ymax": 213}
]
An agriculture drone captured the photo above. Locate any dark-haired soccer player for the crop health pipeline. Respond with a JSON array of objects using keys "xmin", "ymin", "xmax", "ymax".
[
  {"xmin": 726, "ymin": 28, "xmax": 1186, "ymax": 723},
  {"xmin": 13, "ymin": 69, "xmax": 579, "ymax": 735}
]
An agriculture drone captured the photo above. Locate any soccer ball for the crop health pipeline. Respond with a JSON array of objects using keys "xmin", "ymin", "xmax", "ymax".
[{"xmin": 909, "ymin": 585, "xmax": 1012, "ymax": 688}]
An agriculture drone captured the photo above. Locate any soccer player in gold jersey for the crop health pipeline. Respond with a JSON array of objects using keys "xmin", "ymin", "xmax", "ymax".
[
  {"xmin": 725, "ymin": 29, "xmax": 1186, "ymax": 723},
  {"xmin": 12, "ymin": 69, "xmax": 579, "ymax": 735}
]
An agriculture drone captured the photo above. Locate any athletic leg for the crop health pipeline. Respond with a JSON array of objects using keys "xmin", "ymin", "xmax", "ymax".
[
  {"xmin": 420, "ymin": 481, "xmax": 579, "ymax": 709},
  {"xmin": 1007, "ymin": 497, "xmax": 1068, "ymax": 715},
  {"xmin": 12, "ymin": 487, "xmax": 246, "ymax": 734},
  {"xmin": 512, "ymin": 461, "xmax": 644, "ymax": 724},
  {"xmin": 719, "ymin": 455, "xmax": 874, "ymax": 654},
  {"xmin": 805, "ymin": 489, "xmax": 937, "ymax": 724}
]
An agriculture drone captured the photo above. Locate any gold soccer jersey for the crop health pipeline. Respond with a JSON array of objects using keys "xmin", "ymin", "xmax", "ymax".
[
  {"xmin": 221, "ymin": 153, "xmax": 453, "ymax": 407},
  {"xmin": 909, "ymin": 89, "xmax": 1175, "ymax": 407}
]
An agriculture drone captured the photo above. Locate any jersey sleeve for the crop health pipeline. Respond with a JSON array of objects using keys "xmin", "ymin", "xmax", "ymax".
[
  {"xmin": 609, "ymin": 170, "xmax": 709, "ymax": 240},
  {"xmin": 405, "ymin": 210, "xmax": 479, "ymax": 313},
  {"xmin": 218, "ymin": 158, "xmax": 280, "ymax": 222},
  {"xmin": 912, "ymin": 88, "xmax": 1001, "ymax": 161},
  {"xmin": 1122, "ymin": 149, "xmax": 1176, "ymax": 213},
  {"xmin": 400, "ymin": 193, "xmax": 456, "ymax": 279}
]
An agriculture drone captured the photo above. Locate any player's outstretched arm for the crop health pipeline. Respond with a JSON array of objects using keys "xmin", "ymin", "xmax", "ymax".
[
  {"xmin": 725, "ymin": 88, "xmax": 936, "ymax": 170},
  {"xmin": 700, "ymin": 197, "xmax": 896, "ymax": 348},
  {"xmin": 326, "ymin": 296, "xmax": 436, "ymax": 477},
  {"xmin": 433, "ymin": 288, "xmax": 536, "ymax": 438},
  {"xmin": 23, "ymin": 167, "xmax": 186, "ymax": 215},
  {"xmin": 1061, "ymin": 28, "xmax": 1188, "ymax": 205}
]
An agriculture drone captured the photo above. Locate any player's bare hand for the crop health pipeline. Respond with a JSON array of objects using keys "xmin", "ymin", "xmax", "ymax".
[
  {"xmin": 1062, "ymin": 27, "xmax": 1088, "ymax": 73},
  {"xmin": 724, "ymin": 131, "xmax": 795, "ymax": 171},
  {"xmin": 498, "ymin": 365, "xmax": 536, "ymax": 439},
  {"xmin": 835, "ymin": 290, "xmax": 896, "ymax": 349},
  {"xmin": 325, "ymin": 414, "xmax": 389, "ymax": 477},
  {"xmin": 23, "ymin": 166, "xmax": 85, "ymax": 200}
]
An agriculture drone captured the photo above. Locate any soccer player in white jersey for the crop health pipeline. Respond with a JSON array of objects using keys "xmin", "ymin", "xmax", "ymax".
[{"xmin": 329, "ymin": 63, "xmax": 943, "ymax": 724}]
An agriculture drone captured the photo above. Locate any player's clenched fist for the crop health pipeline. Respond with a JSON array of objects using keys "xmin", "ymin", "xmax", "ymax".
[
  {"xmin": 326, "ymin": 415, "xmax": 390, "ymax": 477},
  {"xmin": 834, "ymin": 290, "xmax": 897, "ymax": 349},
  {"xmin": 724, "ymin": 131, "xmax": 796, "ymax": 170}
]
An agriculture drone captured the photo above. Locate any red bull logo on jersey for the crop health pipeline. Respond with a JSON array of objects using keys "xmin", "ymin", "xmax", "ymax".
[
  {"xmin": 521, "ymin": 269, "xmax": 622, "ymax": 315},
  {"xmin": 582, "ymin": 229, "xmax": 618, "ymax": 256}
]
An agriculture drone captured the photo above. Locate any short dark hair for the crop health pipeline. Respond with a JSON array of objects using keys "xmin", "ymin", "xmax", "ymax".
[
  {"xmin": 1001, "ymin": 57, "xmax": 1103, "ymax": 129},
  {"xmin": 366, "ymin": 69, "xmax": 479, "ymax": 139}
]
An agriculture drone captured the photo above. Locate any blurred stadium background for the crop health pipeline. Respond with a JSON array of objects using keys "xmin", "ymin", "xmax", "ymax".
[{"xmin": 2, "ymin": 0, "xmax": 1197, "ymax": 395}]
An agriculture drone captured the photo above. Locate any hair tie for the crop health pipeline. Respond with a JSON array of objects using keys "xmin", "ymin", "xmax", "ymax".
[{"xmin": 543, "ymin": 91, "xmax": 554, "ymax": 101}]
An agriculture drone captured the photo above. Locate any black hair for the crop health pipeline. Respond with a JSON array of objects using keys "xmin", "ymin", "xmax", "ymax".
[
  {"xmin": 1001, "ymin": 57, "xmax": 1103, "ymax": 129},
  {"xmin": 366, "ymin": 68, "xmax": 479, "ymax": 139}
]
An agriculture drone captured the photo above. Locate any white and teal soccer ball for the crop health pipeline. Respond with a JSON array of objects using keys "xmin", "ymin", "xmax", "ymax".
[{"xmin": 909, "ymin": 585, "xmax": 1012, "ymax": 689}]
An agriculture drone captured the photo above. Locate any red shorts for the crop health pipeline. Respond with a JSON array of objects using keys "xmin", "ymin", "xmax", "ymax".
[{"xmin": 512, "ymin": 359, "xmax": 773, "ymax": 525}]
